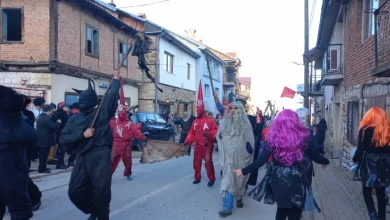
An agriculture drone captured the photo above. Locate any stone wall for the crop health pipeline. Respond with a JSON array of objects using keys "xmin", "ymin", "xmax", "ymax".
[{"xmin": 0, "ymin": 72, "xmax": 52, "ymax": 101}]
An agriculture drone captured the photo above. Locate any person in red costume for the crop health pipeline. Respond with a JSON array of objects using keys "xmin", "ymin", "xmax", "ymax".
[
  {"xmin": 185, "ymin": 80, "xmax": 218, "ymax": 186},
  {"xmin": 110, "ymin": 79, "xmax": 148, "ymax": 181}
]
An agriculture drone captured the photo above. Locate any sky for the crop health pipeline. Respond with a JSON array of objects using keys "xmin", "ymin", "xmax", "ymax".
[{"xmin": 111, "ymin": 0, "xmax": 322, "ymax": 110}]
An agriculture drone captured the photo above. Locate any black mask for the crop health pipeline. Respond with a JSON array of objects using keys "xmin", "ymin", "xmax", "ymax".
[{"xmin": 72, "ymin": 79, "xmax": 98, "ymax": 113}]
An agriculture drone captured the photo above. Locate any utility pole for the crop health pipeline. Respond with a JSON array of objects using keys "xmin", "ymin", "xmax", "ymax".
[{"xmin": 303, "ymin": 0, "xmax": 310, "ymax": 109}]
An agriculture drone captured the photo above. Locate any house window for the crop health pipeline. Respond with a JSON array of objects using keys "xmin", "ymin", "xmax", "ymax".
[
  {"xmin": 1, "ymin": 8, "xmax": 23, "ymax": 42},
  {"xmin": 65, "ymin": 93, "xmax": 79, "ymax": 105},
  {"xmin": 362, "ymin": 0, "xmax": 380, "ymax": 40},
  {"xmin": 347, "ymin": 101, "xmax": 359, "ymax": 145},
  {"xmin": 215, "ymin": 87, "xmax": 219, "ymax": 98},
  {"xmin": 187, "ymin": 63, "xmax": 191, "ymax": 80},
  {"xmin": 118, "ymin": 41, "xmax": 128, "ymax": 67},
  {"xmin": 164, "ymin": 52, "xmax": 174, "ymax": 73},
  {"xmin": 86, "ymin": 24, "xmax": 99, "ymax": 57},
  {"xmin": 184, "ymin": 104, "xmax": 188, "ymax": 112},
  {"xmin": 204, "ymin": 84, "xmax": 210, "ymax": 97}
]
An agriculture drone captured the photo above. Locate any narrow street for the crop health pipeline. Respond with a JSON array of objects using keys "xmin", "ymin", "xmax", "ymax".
[
  {"xmin": 5, "ymin": 151, "xmax": 388, "ymax": 220},
  {"xmin": 5, "ymin": 152, "xmax": 277, "ymax": 220}
]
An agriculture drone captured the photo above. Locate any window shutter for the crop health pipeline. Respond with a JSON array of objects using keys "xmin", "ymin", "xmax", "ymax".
[{"xmin": 330, "ymin": 49, "xmax": 338, "ymax": 70}]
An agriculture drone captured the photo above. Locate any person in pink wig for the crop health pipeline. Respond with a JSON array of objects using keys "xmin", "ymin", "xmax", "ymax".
[{"xmin": 234, "ymin": 109, "xmax": 329, "ymax": 220}]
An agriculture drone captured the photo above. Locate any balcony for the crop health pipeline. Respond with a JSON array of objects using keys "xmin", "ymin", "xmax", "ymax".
[
  {"xmin": 321, "ymin": 44, "xmax": 344, "ymax": 86},
  {"xmin": 223, "ymin": 68, "xmax": 237, "ymax": 87},
  {"xmin": 309, "ymin": 71, "xmax": 323, "ymax": 97},
  {"xmin": 373, "ymin": 7, "xmax": 390, "ymax": 77}
]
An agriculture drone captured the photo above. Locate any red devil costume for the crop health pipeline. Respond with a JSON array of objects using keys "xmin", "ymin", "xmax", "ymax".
[
  {"xmin": 110, "ymin": 80, "xmax": 146, "ymax": 180},
  {"xmin": 185, "ymin": 80, "xmax": 218, "ymax": 186}
]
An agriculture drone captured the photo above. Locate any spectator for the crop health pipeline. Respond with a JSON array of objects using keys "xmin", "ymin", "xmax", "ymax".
[{"xmin": 36, "ymin": 105, "xmax": 61, "ymax": 173}]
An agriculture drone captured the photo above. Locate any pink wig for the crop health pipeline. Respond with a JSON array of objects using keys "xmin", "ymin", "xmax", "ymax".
[{"xmin": 267, "ymin": 109, "xmax": 310, "ymax": 166}]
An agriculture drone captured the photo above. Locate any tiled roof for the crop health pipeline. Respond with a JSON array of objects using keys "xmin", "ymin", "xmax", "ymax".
[
  {"xmin": 238, "ymin": 77, "xmax": 251, "ymax": 87},
  {"xmin": 226, "ymin": 52, "xmax": 237, "ymax": 58}
]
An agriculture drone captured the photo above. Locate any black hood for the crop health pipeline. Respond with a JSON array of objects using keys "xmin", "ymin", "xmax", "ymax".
[{"xmin": 72, "ymin": 79, "xmax": 98, "ymax": 113}]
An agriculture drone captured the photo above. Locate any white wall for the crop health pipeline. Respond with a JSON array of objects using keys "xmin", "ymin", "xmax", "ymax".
[
  {"xmin": 51, "ymin": 74, "xmax": 138, "ymax": 106},
  {"xmin": 159, "ymin": 37, "xmax": 196, "ymax": 91}
]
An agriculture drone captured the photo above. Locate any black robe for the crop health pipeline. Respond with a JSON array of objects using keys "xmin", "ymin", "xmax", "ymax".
[{"xmin": 60, "ymin": 79, "xmax": 119, "ymax": 219}]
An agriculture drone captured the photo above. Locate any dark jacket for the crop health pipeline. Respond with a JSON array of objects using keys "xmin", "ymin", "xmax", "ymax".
[
  {"xmin": 243, "ymin": 142, "xmax": 329, "ymax": 209},
  {"xmin": 353, "ymin": 126, "xmax": 390, "ymax": 188},
  {"xmin": 36, "ymin": 113, "xmax": 60, "ymax": 148},
  {"xmin": 174, "ymin": 116, "xmax": 195, "ymax": 133},
  {"xmin": 60, "ymin": 79, "xmax": 120, "ymax": 156},
  {"xmin": 22, "ymin": 109, "xmax": 35, "ymax": 128},
  {"xmin": 0, "ymin": 112, "xmax": 37, "ymax": 219},
  {"xmin": 55, "ymin": 108, "xmax": 70, "ymax": 143}
]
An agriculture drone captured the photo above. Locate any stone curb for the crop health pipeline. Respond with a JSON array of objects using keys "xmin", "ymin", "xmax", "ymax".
[{"xmin": 30, "ymin": 152, "xmax": 143, "ymax": 180}]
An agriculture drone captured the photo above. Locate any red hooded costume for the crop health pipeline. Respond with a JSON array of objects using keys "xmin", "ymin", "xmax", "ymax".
[
  {"xmin": 110, "ymin": 79, "xmax": 145, "ymax": 177},
  {"xmin": 184, "ymin": 80, "xmax": 218, "ymax": 183}
]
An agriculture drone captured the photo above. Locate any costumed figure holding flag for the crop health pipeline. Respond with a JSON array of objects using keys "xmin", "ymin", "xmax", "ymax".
[
  {"xmin": 110, "ymin": 79, "xmax": 148, "ymax": 181},
  {"xmin": 217, "ymin": 102, "xmax": 255, "ymax": 217},
  {"xmin": 60, "ymin": 73, "xmax": 120, "ymax": 220},
  {"xmin": 184, "ymin": 80, "xmax": 218, "ymax": 186}
]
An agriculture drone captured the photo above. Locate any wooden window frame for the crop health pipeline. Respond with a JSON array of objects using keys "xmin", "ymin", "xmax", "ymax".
[
  {"xmin": 85, "ymin": 24, "xmax": 99, "ymax": 58},
  {"xmin": 0, "ymin": 7, "xmax": 24, "ymax": 44},
  {"xmin": 118, "ymin": 40, "xmax": 128, "ymax": 67},
  {"xmin": 164, "ymin": 51, "xmax": 174, "ymax": 73}
]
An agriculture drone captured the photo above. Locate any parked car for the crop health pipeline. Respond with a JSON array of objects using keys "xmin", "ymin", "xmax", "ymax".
[{"xmin": 130, "ymin": 112, "xmax": 175, "ymax": 151}]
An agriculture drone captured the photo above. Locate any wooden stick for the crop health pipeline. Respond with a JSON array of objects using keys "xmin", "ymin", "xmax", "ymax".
[
  {"xmin": 205, "ymin": 54, "xmax": 220, "ymax": 103},
  {"xmin": 90, "ymin": 44, "xmax": 134, "ymax": 128}
]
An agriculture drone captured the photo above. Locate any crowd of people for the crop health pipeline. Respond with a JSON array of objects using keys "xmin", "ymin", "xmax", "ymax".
[{"xmin": 1, "ymin": 76, "xmax": 390, "ymax": 220}]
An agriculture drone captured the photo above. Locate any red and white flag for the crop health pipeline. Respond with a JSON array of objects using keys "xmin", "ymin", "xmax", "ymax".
[{"xmin": 280, "ymin": 86, "xmax": 296, "ymax": 99}]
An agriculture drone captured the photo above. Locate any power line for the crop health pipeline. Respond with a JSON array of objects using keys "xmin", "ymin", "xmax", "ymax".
[
  {"xmin": 119, "ymin": 0, "xmax": 169, "ymax": 9},
  {"xmin": 309, "ymin": 0, "xmax": 318, "ymax": 32}
]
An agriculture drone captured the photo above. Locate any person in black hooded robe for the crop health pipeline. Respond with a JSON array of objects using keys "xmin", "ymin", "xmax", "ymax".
[
  {"xmin": 60, "ymin": 77, "xmax": 120, "ymax": 220},
  {"xmin": 0, "ymin": 86, "xmax": 37, "ymax": 220}
]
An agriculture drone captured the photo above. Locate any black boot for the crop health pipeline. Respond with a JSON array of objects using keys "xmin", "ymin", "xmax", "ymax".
[
  {"xmin": 193, "ymin": 180, "xmax": 200, "ymax": 184},
  {"xmin": 218, "ymin": 210, "xmax": 232, "ymax": 217},
  {"xmin": 369, "ymin": 212, "xmax": 378, "ymax": 220},
  {"xmin": 56, "ymin": 164, "xmax": 69, "ymax": 169},
  {"xmin": 207, "ymin": 181, "xmax": 215, "ymax": 187},
  {"xmin": 87, "ymin": 214, "xmax": 97, "ymax": 220},
  {"xmin": 236, "ymin": 199, "xmax": 243, "ymax": 208}
]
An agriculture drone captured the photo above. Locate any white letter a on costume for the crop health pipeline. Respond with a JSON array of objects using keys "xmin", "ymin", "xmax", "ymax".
[{"xmin": 203, "ymin": 123, "xmax": 209, "ymax": 130}]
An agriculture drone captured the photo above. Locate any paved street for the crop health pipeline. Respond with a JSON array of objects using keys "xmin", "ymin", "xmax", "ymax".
[{"xmin": 3, "ymin": 151, "xmax": 390, "ymax": 220}]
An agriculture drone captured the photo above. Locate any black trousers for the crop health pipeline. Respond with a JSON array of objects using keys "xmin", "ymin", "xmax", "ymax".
[
  {"xmin": 38, "ymin": 147, "xmax": 50, "ymax": 172},
  {"xmin": 69, "ymin": 148, "xmax": 111, "ymax": 220},
  {"xmin": 179, "ymin": 132, "xmax": 190, "ymax": 155},
  {"xmin": 27, "ymin": 155, "xmax": 42, "ymax": 206},
  {"xmin": 363, "ymin": 185, "xmax": 387, "ymax": 219},
  {"xmin": 68, "ymin": 151, "xmax": 77, "ymax": 164},
  {"xmin": 275, "ymin": 207, "xmax": 302, "ymax": 220},
  {"xmin": 56, "ymin": 144, "xmax": 66, "ymax": 166}
]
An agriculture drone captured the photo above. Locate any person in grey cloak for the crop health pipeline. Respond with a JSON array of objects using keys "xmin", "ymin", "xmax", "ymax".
[{"xmin": 217, "ymin": 102, "xmax": 255, "ymax": 217}]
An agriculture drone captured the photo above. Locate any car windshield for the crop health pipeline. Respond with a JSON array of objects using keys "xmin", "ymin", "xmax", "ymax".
[
  {"xmin": 155, "ymin": 114, "xmax": 166, "ymax": 124},
  {"xmin": 146, "ymin": 114, "xmax": 157, "ymax": 125}
]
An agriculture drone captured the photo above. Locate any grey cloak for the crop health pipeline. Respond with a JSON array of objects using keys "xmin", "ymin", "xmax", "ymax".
[{"xmin": 217, "ymin": 119, "xmax": 255, "ymax": 199}]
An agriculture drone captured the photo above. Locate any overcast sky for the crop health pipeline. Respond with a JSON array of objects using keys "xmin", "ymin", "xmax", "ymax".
[{"xmin": 112, "ymin": 0, "xmax": 321, "ymax": 109}]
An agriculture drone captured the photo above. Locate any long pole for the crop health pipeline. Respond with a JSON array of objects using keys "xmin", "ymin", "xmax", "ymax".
[
  {"xmin": 90, "ymin": 44, "xmax": 133, "ymax": 128},
  {"xmin": 304, "ymin": 0, "xmax": 309, "ymax": 109}
]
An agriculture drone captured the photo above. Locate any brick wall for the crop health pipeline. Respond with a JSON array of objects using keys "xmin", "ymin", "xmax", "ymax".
[
  {"xmin": 0, "ymin": 0, "xmax": 50, "ymax": 62},
  {"xmin": 343, "ymin": 0, "xmax": 390, "ymax": 87},
  {"xmin": 57, "ymin": 0, "xmax": 143, "ymax": 81}
]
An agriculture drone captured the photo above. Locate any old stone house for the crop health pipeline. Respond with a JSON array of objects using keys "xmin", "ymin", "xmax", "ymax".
[
  {"xmin": 308, "ymin": 0, "xmax": 390, "ymax": 168},
  {"xmin": 0, "ymin": 0, "xmax": 145, "ymax": 107},
  {"xmin": 141, "ymin": 21, "xmax": 200, "ymax": 117}
]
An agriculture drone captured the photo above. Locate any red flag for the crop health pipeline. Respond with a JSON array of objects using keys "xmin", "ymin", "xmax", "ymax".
[
  {"xmin": 281, "ymin": 86, "xmax": 296, "ymax": 99},
  {"xmin": 197, "ymin": 80, "xmax": 205, "ymax": 113}
]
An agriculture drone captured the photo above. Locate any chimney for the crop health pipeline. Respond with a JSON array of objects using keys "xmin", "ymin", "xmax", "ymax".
[
  {"xmin": 188, "ymin": 28, "xmax": 196, "ymax": 39},
  {"xmin": 137, "ymin": 13, "xmax": 147, "ymax": 19},
  {"xmin": 108, "ymin": 0, "xmax": 116, "ymax": 7}
]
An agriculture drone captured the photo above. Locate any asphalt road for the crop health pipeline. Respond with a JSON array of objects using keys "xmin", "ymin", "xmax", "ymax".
[{"xmin": 3, "ymin": 152, "xmax": 277, "ymax": 220}]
